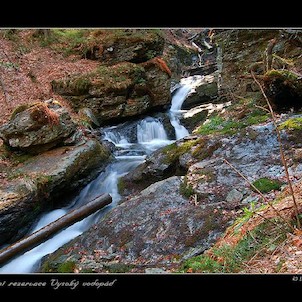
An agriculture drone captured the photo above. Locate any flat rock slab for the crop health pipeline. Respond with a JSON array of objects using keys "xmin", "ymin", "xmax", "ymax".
[{"xmin": 41, "ymin": 176, "xmax": 231, "ymax": 273}]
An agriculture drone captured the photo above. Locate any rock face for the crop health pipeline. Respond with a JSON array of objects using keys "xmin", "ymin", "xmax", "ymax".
[
  {"xmin": 52, "ymin": 61, "xmax": 171, "ymax": 125},
  {"xmin": 0, "ymin": 139, "xmax": 111, "ymax": 245},
  {"xmin": 0, "ymin": 100, "xmax": 76, "ymax": 154},
  {"xmin": 40, "ymin": 176, "xmax": 229, "ymax": 273}
]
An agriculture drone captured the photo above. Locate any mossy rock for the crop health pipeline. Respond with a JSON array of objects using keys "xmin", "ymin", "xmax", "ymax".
[
  {"xmin": 263, "ymin": 69, "xmax": 302, "ymax": 112},
  {"xmin": 279, "ymin": 117, "xmax": 302, "ymax": 130},
  {"xmin": 83, "ymin": 29, "xmax": 165, "ymax": 63}
]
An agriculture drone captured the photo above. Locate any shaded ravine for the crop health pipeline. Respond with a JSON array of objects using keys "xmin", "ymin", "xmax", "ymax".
[{"xmin": 0, "ymin": 76, "xmax": 202, "ymax": 273}]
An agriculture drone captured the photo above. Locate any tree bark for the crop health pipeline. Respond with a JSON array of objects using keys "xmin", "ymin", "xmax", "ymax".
[{"xmin": 0, "ymin": 193, "xmax": 112, "ymax": 265}]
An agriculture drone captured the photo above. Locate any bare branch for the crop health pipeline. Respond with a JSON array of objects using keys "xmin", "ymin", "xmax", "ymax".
[{"xmin": 251, "ymin": 70, "xmax": 301, "ymax": 229}]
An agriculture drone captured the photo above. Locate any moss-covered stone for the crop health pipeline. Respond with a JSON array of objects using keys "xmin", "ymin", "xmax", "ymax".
[
  {"xmin": 162, "ymin": 140, "xmax": 196, "ymax": 165},
  {"xmin": 105, "ymin": 263, "xmax": 135, "ymax": 273},
  {"xmin": 279, "ymin": 117, "xmax": 302, "ymax": 130},
  {"xmin": 263, "ymin": 69, "xmax": 302, "ymax": 112},
  {"xmin": 83, "ymin": 29, "xmax": 165, "ymax": 64},
  {"xmin": 52, "ymin": 61, "xmax": 170, "ymax": 124},
  {"xmin": 10, "ymin": 103, "xmax": 33, "ymax": 119}
]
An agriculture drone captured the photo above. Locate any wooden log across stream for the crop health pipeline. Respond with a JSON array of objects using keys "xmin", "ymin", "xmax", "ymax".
[{"xmin": 0, "ymin": 193, "xmax": 112, "ymax": 266}]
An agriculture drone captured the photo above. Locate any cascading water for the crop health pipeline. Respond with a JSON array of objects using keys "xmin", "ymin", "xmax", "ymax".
[
  {"xmin": 169, "ymin": 75, "xmax": 205, "ymax": 140},
  {"xmin": 0, "ymin": 75, "xmax": 203, "ymax": 273}
]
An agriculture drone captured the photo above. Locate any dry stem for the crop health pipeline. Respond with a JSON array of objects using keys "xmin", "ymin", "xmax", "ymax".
[{"xmin": 251, "ymin": 70, "xmax": 301, "ymax": 229}]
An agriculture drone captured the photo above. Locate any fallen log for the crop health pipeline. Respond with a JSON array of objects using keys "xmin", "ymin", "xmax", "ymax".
[{"xmin": 0, "ymin": 193, "xmax": 112, "ymax": 265}]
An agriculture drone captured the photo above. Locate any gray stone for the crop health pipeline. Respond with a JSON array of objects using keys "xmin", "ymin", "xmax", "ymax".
[
  {"xmin": 0, "ymin": 100, "xmax": 76, "ymax": 154},
  {"xmin": 242, "ymin": 196, "xmax": 259, "ymax": 204},
  {"xmin": 226, "ymin": 189, "xmax": 244, "ymax": 203},
  {"xmin": 40, "ymin": 176, "xmax": 229, "ymax": 273},
  {"xmin": 145, "ymin": 268, "xmax": 166, "ymax": 274}
]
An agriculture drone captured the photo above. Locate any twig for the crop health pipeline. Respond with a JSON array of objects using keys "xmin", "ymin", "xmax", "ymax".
[
  {"xmin": 223, "ymin": 157, "xmax": 295, "ymax": 232},
  {"xmin": 255, "ymin": 105, "xmax": 270, "ymax": 113},
  {"xmin": 0, "ymin": 74, "xmax": 9, "ymax": 105},
  {"xmin": 251, "ymin": 70, "xmax": 301, "ymax": 229}
]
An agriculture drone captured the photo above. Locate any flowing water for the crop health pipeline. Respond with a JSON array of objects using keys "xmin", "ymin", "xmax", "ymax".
[{"xmin": 0, "ymin": 76, "xmax": 202, "ymax": 273}]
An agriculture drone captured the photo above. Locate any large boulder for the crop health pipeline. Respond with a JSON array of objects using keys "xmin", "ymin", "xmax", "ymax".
[
  {"xmin": 85, "ymin": 29, "xmax": 165, "ymax": 64},
  {"xmin": 0, "ymin": 138, "xmax": 111, "ymax": 245},
  {"xmin": 0, "ymin": 100, "xmax": 76, "ymax": 154},
  {"xmin": 52, "ymin": 60, "xmax": 171, "ymax": 125},
  {"xmin": 40, "ymin": 176, "xmax": 229, "ymax": 273},
  {"xmin": 118, "ymin": 139, "xmax": 195, "ymax": 196}
]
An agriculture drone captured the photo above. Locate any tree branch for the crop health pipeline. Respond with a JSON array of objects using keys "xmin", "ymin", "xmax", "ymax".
[{"xmin": 251, "ymin": 71, "xmax": 301, "ymax": 229}]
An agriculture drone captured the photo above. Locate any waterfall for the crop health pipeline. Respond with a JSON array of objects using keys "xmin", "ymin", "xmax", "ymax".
[
  {"xmin": 137, "ymin": 117, "xmax": 168, "ymax": 143},
  {"xmin": 169, "ymin": 75, "xmax": 205, "ymax": 139},
  {"xmin": 0, "ymin": 75, "xmax": 200, "ymax": 274}
]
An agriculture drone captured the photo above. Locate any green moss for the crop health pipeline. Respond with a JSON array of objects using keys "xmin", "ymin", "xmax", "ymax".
[
  {"xmin": 105, "ymin": 263, "xmax": 134, "ymax": 273},
  {"xmin": 252, "ymin": 177, "xmax": 283, "ymax": 193},
  {"xmin": 181, "ymin": 219, "xmax": 288, "ymax": 273},
  {"xmin": 117, "ymin": 178, "xmax": 125, "ymax": 194},
  {"xmin": 181, "ymin": 255, "xmax": 223, "ymax": 273},
  {"xmin": 70, "ymin": 77, "xmax": 91, "ymax": 94},
  {"xmin": 57, "ymin": 261, "xmax": 76, "ymax": 273},
  {"xmin": 180, "ymin": 176, "xmax": 195, "ymax": 199},
  {"xmin": 191, "ymin": 140, "xmax": 222, "ymax": 161},
  {"xmin": 6, "ymin": 171, "xmax": 23, "ymax": 180},
  {"xmin": 197, "ymin": 108, "xmax": 269, "ymax": 137},
  {"xmin": 162, "ymin": 140, "xmax": 196, "ymax": 164},
  {"xmin": 97, "ymin": 62, "xmax": 146, "ymax": 85},
  {"xmin": 10, "ymin": 104, "xmax": 33, "ymax": 119},
  {"xmin": 245, "ymin": 110, "xmax": 269, "ymax": 125},
  {"xmin": 279, "ymin": 117, "xmax": 302, "ymax": 130},
  {"xmin": 265, "ymin": 69, "xmax": 300, "ymax": 81},
  {"xmin": 197, "ymin": 115, "xmax": 244, "ymax": 136},
  {"xmin": 0, "ymin": 145, "xmax": 34, "ymax": 168},
  {"xmin": 1, "ymin": 29, "xmax": 19, "ymax": 41}
]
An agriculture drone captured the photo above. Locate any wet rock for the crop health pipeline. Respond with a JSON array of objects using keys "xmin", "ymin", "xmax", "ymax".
[
  {"xmin": 40, "ymin": 176, "xmax": 229, "ymax": 273},
  {"xmin": 119, "ymin": 140, "xmax": 191, "ymax": 196},
  {"xmin": 0, "ymin": 100, "xmax": 76, "ymax": 154},
  {"xmin": 0, "ymin": 139, "xmax": 111, "ymax": 245},
  {"xmin": 182, "ymin": 74, "xmax": 218, "ymax": 109},
  {"xmin": 181, "ymin": 109, "xmax": 208, "ymax": 133}
]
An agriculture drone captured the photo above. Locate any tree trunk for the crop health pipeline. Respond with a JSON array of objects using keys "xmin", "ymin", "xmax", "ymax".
[{"xmin": 0, "ymin": 194, "xmax": 112, "ymax": 265}]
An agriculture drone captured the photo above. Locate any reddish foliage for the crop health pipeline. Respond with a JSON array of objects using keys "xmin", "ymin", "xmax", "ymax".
[
  {"xmin": 142, "ymin": 56, "xmax": 172, "ymax": 78},
  {"xmin": 0, "ymin": 31, "xmax": 98, "ymax": 126}
]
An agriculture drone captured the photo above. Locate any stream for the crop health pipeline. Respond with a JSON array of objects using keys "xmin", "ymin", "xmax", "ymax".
[{"xmin": 0, "ymin": 75, "xmax": 203, "ymax": 273}]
